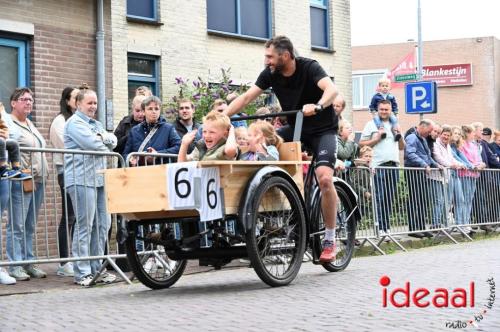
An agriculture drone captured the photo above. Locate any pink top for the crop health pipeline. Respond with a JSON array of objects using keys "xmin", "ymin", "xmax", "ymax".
[
  {"xmin": 433, "ymin": 138, "xmax": 459, "ymax": 167},
  {"xmin": 459, "ymin": 140, "xmax": 481, "ymax": 178}
]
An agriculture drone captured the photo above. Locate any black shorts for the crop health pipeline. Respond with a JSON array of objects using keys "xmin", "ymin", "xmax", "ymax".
[{"xmin": 278, "ymin": 125, "xmax": 337, "ymax": 169}]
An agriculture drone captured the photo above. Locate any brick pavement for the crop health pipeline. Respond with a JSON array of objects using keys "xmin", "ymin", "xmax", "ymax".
[{"xmin": 0, "ymin": 238, "xmax": 498, "ymax": 331}]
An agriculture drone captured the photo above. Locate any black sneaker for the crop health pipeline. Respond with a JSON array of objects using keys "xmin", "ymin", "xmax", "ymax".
[
  {"xmin": 394, "ymin": 133, "xmax": 402, "ymax": 142},
  {"xmin": 380, "ymin": 132, "xmax": 387, "ymax": 139}
]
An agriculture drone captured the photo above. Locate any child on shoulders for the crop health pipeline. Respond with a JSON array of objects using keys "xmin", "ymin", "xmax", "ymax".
[
  {"xmin": 369, "ymin": 77, "xmax": 401, "ymax": 141},
  {"xmin": 239, "ymin": 120, "xmax": 282, "ymax": 161}
]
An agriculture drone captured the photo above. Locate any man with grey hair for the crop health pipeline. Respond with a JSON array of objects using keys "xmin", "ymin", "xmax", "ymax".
[{"xmin": 404, "ymin": 119, "xmax": 444, "ymax": 238}]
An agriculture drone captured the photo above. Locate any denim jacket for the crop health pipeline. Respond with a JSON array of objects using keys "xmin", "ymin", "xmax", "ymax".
[{"xmin": 64, "ymin": 111, "xmax": 115, "ymax": 188}]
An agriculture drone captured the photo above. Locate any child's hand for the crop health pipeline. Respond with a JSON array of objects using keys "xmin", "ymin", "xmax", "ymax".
[
  {"xmin": 181, "ymin": 131, "xmax": 197, "ymax": 146},
  {"xmin": 228, "ymin": 125, "xmax": 236, "ymax": 139}
]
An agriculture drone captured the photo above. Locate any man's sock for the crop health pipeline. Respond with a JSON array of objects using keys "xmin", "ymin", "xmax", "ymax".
[{"xmin": 324, "ymin": 228, "xmax": 336, "ymax": 243}]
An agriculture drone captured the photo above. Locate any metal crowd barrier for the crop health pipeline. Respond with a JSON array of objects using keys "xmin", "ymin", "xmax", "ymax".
[
  {"xmin": 343, "ymin": 166, "xmax": 500, "ymax": 254},
  {"xmin": 1, "ymin": 147, "xmax": 499, "ymax": 285},
  {"xmin": 0, "ymin": 147, "xmax": 132, "ymax": 284}
]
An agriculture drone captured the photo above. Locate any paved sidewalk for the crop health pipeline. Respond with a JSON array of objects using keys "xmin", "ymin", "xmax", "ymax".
[
  {"xmin": 0, "ymin": 238, "xmax": 498, "ymax": 331},
  {"xmin": 0, "ymin": 260, "xmax": 246, "ymax": 296}
]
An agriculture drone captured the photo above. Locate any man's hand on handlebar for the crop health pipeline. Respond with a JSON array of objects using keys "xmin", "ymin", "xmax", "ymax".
[{"xmin": 302, "ymin": 104, "xmax": 317, "ymax": 117}]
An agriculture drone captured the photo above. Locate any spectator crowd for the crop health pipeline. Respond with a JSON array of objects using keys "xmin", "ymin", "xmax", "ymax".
[{"xmin": 1, "ymin": 76, "xmax": 499, "ymax": 286}]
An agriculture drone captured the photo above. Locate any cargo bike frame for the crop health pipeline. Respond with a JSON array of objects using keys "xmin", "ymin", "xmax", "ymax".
[{"xmin": 104, "ymin": 111, "xmax": 360, "ymax": 289}]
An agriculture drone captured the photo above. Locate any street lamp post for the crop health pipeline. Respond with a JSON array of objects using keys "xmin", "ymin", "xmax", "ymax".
[{"xmin": 417, "ymin": 0, "xmax": 423, "ymax": 120}]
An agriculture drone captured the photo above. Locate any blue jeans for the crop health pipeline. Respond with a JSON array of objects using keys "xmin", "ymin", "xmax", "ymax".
[
  {"xmin": 461, "ymin": 177, "xmax": 477, "ymax": 224},
  {"xmin": 6, "ymin": 181, "xmax": 45, "ymax": 266},
  {"xmin": 374, "ymin": 168, "xmax": 399, "ymax": 232},
  {"xmin": 429, "ymin": 179, "xmax": 446, "ymax": 226},
  {"xmin": 448, "ymin": 175, "xmax": 466, "ymax": 225},
  {"xmin": 0, "ymin": 180, "xmax": 9, "ymax": 260},
  {"xmin": 373, "ymin": 113, "xmax": 398, "ymax": 130},
  {"xmin": 0, "ymin": 180, "xmax": 8, "ymax": 215},
  {"xmin": 68, "ymin": 185, "xmax": 110, "ymax": 281}
]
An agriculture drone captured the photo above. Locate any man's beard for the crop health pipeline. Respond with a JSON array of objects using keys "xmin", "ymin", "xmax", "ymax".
[{"xmin": 268, "ymin": 59, "xmax": 285, "ymax": 74}]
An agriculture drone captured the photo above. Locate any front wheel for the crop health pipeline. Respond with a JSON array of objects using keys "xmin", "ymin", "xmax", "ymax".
[
  {"xmin": 310, "ymin": 185, "xmax": 357, "ymax": 272},
  {"xmin": 244, "ymin": 176, "xmax": 306, "ymax": 287},
  {"xmin": 126, "ymin": 220, "xmax": 187, "ymax": 290}
]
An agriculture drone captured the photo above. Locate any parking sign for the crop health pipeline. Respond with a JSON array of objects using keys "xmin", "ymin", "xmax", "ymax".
[{"xmin": 405, "ymin": 81, "xmax": 438, "ymax": 114}]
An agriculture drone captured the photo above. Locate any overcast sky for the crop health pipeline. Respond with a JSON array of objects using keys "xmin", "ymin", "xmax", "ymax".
[{"xmin": 350, "ymin": 0, "xmax": 500, "ymax": 46}]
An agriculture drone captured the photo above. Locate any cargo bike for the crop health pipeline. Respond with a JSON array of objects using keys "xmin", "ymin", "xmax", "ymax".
[{"xmin": 104, "ymin": 112, "xmax": 360, "ymax": 289}]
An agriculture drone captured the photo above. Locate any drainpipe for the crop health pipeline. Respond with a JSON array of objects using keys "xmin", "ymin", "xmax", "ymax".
[{"xmin": 96, "ymin": 0, "xmax": 106, "ymax": 125}]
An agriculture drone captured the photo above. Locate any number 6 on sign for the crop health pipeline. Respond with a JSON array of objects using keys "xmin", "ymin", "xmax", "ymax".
[
  {"xmin": 167, "ymin": 162, "xmax": 200, "ymax": 209},
  {"xmin": 198, "ymin": 167, "xmax": 222, "ymax": 222}
]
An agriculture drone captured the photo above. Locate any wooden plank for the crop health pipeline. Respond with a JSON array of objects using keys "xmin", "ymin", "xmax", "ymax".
[
  {"xmin": 278, "ymin": 141, "xmax": 302, "ymax": 161},
  {"xmin": 105, "ymin": 165, "xmax": 170, "ymax": 214}
]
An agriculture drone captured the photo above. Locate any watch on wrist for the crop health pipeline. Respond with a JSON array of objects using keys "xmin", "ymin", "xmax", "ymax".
[{"xmin": 314, "ymin": 104, "xmax": 323, "ymax": 114}]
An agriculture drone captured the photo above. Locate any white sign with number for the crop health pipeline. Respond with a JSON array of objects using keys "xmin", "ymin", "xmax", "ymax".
[
  {"xmin": 197, "ymin": 167, "xmax": 223, "ymax": 222},
  {"xmin": 167, "ymin": 162, "xmax": 200, "ymax": 209}
]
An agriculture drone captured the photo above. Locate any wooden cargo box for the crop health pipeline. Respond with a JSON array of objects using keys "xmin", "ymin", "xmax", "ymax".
[{"xmin": 104, "ymin": 142, "xmax": 306, "ymax": 220}]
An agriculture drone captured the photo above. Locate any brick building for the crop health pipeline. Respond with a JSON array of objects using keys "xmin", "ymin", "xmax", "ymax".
[
  {"xmin": 110, "ymin": 0, "xmax": 352, "ymax": 124},
  {"xmin": 0, "ymin": 0, "xmax": 113, "ymax": 133},
  {"xmin": 0, "ymin": 0, "xmax": 352, "ymax": 259},
  {"xmin": 352, "ymin": 37, "xmax": 500, "ymax": 132}
]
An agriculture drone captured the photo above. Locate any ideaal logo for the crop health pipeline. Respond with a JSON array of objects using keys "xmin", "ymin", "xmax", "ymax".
[
  {"xmin": 380, "ymin": 275, "xmax": 475, "ymax": 308},
  {"xmin": 380, "ymin": 275, "xmax": 496, "ymax": 329}
]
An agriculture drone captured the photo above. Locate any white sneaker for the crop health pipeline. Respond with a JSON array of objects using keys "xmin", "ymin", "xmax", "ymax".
[
  {"xmin": 97, "ymin": 272, "xmax": 116, "ymax": 284},
  {"xmin": 75, "ymin": 274, "xmax": 94, "ymax": 287},
  {"xmin": 0, "ymin": 268, "xmax": 16, "ymax": 285},
  {"xmin": 379, "ymin": 230, "xmax": 387, "ymax": 237},
  {"xmin": 56, "ymin": 262, "xmax": 74, "ymax": 277}
]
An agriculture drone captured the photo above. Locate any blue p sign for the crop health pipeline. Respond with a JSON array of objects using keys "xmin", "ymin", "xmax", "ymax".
[{"xmin": 405, "ymin": 81, "xmax": 437, "ymax": 114}]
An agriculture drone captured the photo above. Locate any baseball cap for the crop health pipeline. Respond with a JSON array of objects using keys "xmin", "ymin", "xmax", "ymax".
[{"xmin": 482, "ymin": 127, "xmax": 492, "ymax": 136}]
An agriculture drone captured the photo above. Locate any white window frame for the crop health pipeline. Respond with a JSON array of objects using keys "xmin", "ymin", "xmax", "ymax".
[{"xmin": 352, "ymin": 69, "xmax": 387, "ymax": 109}]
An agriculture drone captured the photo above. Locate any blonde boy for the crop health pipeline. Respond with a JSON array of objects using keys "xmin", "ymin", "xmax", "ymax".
[
  {"xmin": 178, "ymin": 111, "xmax": 237, "ymax": 162},
  {"xmin": 369, "ymin": 77, "xmax": 401, "ymax": 141}
]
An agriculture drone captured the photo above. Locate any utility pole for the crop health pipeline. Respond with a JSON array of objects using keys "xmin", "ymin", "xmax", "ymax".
[{"xmin": 417, "ymin": 0, "xmax": 423, "ymax": 120}]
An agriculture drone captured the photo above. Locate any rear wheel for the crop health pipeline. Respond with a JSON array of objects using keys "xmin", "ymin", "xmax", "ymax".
[
  {"xmin": 126, "ymin": 220, "xmax": 187, "ymax": 289},
  {"xmin": 244, "ymin": 176, "xmax": 306, "ymax": 287},
  {"xmin": 311, "ymin": 185, "xmax": 357, "ymax": 272}
]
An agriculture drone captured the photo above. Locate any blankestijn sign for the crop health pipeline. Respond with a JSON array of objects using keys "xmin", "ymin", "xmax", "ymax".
[{"xmin": 422, "ymin": 63, "xmax": 472, "ymax": 87}]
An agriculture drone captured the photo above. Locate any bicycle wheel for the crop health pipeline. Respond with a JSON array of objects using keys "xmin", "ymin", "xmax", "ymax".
[
  {"xmin": 126, "ymin": 220, "xmax": 187, "ymax": 289},
  {"xmin": 245, "ymin": 176, "xmax": 306, "ymax": 287},
  {"xmin": 310, "ymin": 185, "xmax": 357, "ymax": 272}
]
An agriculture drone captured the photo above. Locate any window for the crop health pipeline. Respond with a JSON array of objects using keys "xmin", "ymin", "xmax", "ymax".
[
  {"xmin": 310, "ymin": 0, "xmax": 330, "ymax": 49},
  {"xmin": 0, "ymin": 38, "xmax": 28, "ymax": 111},
  {"xmin": 127, "ymin": 0, "xmax": 158, "ymax": 22},
  {"xmin": 127, "ymin": 54, "xmax": 159, "ymax": 105},
  {"xmin": 352, "ymin": 71, "xmax": 385, "ymax": 109},
  {"xmin": 207, "ymin": 0, "xmax": 271, "ymax": 40}
]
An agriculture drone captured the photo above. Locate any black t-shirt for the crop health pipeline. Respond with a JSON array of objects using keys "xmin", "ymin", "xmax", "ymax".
[{"xmin": 255, "ymin": 57, "xmax": 338, "ymax": 135}]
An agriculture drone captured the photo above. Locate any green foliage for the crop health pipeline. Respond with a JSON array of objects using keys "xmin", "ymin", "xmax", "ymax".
[{"xmin": 164, "ymin": 68, "xmax": 267, "ymax": 123}]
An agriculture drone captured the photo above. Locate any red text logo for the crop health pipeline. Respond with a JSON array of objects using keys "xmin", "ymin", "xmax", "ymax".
[{"xmin": 380, "ymin": 275, "xmax": 475, "ymax": 308}]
